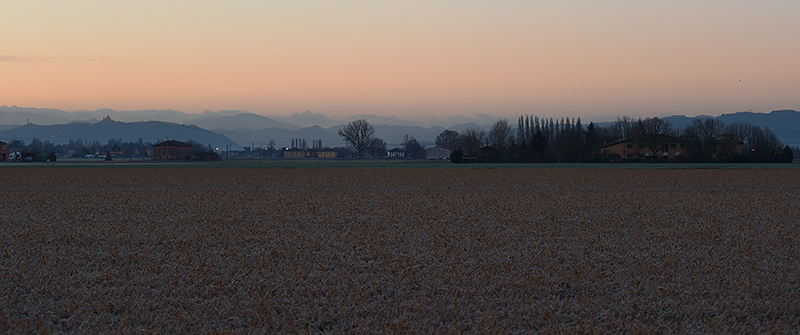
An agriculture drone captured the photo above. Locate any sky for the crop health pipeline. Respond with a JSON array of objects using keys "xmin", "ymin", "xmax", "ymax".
[{"xmin": 2, "ymin": 0, "xmax": 799, "ymax": 123}]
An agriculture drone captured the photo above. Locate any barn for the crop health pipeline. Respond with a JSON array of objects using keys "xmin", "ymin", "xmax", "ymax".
[{"xmin": 153, "ymin": 140, "xmax": 193, "ymax": 161}]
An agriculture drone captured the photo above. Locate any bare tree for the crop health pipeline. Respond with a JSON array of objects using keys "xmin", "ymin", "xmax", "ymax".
[
  {"xmin": 725, "ymin": 122, "xmax": 778, "ymax": 156},
  {"xmin": 488, "ymin": 119, "xmax": 513, "ymax": 149},
  {"xmin": 401, "ymin": 135, "xmax": 426, "ymax": 159},
  {"xmin": 682, "ymin": 119, "xmax": 724, "ymax": 161},
  {"xmin": 484, "ymin": 119, "xmax": 513, "ymax": 162},
  {"xmin": 459, "ymin": 127, "xmax": 486, "ymax": 157},
  {"xmin": 632, "ymin": 117, "xmax": 674, "ymax": 161},
  {"xmin": 30, "ymin": 137, "xmax": 43, "ymax": 155},
  {"xmin": 368, "ymin": 138, "xmax": 387, "ymax": 157},
  {"xmin": 613, "ymin": 116, "xmax": 634, "ymax": 139},
  {"xmin": 745, "ymin": 125, "xmax": 782, "ymax": 156},
  {"xmin": 266, "ymin": 139, "xmax": 276, "ymax": 157},
  {"xmin": 435, "ymin": 130, "xmax": 460, "ymax": 148},
  {"xmin": 338, "ymin": 119, "xmax": 376, "ymax": 159},
  {"xmin": 762, "ymin": 127, "xmax": 783, "ymax": 155},
  {"xmin": 186, "ymin": 139, "xmax": 209, "ymax": 154}
]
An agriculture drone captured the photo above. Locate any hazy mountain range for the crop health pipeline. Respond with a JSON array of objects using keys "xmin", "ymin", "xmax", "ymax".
[
  {"xmin": 0, "ymin": 117, "xmax": 234, "ymax": 149},
  {"xmin": 1, "ymin": 105, "xmax": 799, "ymax": 149},
  {"xmin": 0, "ymin": 106, "xmax": 502, "ymax": 148},
  {"xmin": 0, "ymin": 106, "xmax": 501, "ymax": 129}
]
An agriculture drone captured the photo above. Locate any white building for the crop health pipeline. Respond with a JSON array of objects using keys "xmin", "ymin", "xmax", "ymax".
[
  {"xmin": 425, "ymin": 146, "xmax": 453, "ymax": 160},
  {"xmin": 388, "ymin": 148, "xmax": 405, "ymax": 158}
]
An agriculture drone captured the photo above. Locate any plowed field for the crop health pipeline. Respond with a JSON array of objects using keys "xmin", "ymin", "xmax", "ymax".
[{"xmin": 2, "ymin": 168, "xmax": 798, "ymax": 333}]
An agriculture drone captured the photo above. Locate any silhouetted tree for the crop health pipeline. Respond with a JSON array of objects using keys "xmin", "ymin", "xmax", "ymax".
[
  {"xmin": 30, "ymin": 138, "xmax": 43, "ymax": 156},
  {"xmin": 435, "ymin": 130, "xmax": 460, "ymax": 148},
  {"xmin": 186, "ymin": 139, "xmax": 213, "ymax": 155},
  {"xmin": 488, "ymin": 119, "xmax": 513, "ymax": 149},
  {"xmin": 368, "ymin": 138, "xmax": 387, "ymax": 157},
  {"xmin": 632, "ymin": 117, "xmax": 674, "ymax": 161},
  {"xmin": 450, "ymin": 148, "xmax": 464, "ymax": 163},
  {"xmin": 612, "ymin": 116, "xmax": 635, "ymax": 139},
  {"xmin": 459, "ymin": 127, "xmax": 486, "ymax": 157},
  {"xmin": 725, "ymin": 123, "xmax": 783, "ymax": 160},
  {"xmin": 338, "ymin": 119, "xmax": 376, "ymax": 159},
  {"xmin": 682, "ymin": 119, "xmax": 724, "ymax": 161},
  {"xmin": 530, "ymin": 129, "xmax": 548, "ymax": 162},
  {"xmin": 401, "ymin": 135, "xmax": 426, "ymax": 159},
  {"xmin": 584, "ymin": 122, "xmax": 602, "ymax": 160}
]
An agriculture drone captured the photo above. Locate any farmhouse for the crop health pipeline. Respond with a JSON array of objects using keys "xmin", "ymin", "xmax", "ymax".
[
  {"xmin": 425, "ymin": 146, "xmax": 453, "ymax": 160},
  {"xmin": 284, "ymin": 148, "xmax": 307, "ymax": 158},
  {"xmin": 601, "ymin": 135, "xmax": 689, "ymax": 162},
  {"xmin": 153, "ymin": 140, "xmax": 193, "ymax": 160},
  {"xmin": 388, "ymin": 148, "xmax": 405, "ymax": 159},
  {"xmin": 315, "ymin": 149, "xmax": 337, "ymax": 158}
]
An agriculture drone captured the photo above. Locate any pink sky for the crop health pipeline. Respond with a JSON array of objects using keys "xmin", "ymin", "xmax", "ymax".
[{"xmin": 2, "ymin": 1, "xmax": 799, "ymax": 122}]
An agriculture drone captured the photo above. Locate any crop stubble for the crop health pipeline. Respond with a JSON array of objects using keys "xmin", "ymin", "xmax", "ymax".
[{"xmin": 1, "ymin": 168, "xmax": 798, "ymax": 333}]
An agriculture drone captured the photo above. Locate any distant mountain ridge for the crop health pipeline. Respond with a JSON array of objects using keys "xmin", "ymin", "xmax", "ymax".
[
  {"xmin": 0, "ymin": 105, "xmax": 500, "ymax": 129},
  {"xmin": 1, "ymin": 106, "xmax": 798, "ymax": 147},
  {"xmin": 0, "ymin": 117, "xmax": 236, "ymax": 148}
]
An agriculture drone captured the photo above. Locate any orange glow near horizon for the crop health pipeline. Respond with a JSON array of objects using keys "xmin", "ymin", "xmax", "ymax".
[{"xmin": 2, "ymin": 1, "xmax": 799, "ymax": 121}]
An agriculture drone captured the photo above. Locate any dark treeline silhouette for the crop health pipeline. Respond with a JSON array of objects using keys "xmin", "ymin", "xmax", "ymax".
[
  {"xmin": 6, "ymin": 137, "xmax": 219, "ymax": 160},
  {"xmin": 446, "ymin": 115, "xmax": 793, "ymax": 163},
  {"xmin": 681, "ymin": 119, "xmax": 790, "ymax": 162},
  {"xmin": 6, "ymin": 138, "xmax": 152, "ymax": 159},
  {"xmin": 6, "ymin": 116, "xmax": 794, "ymax": 163}
]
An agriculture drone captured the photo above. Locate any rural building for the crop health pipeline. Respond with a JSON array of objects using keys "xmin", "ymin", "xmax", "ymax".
[
  {"xmin": 284, "ymin": 148, "xmax": 306, "ymax": 158},
  {"xmin": 305, "ymin": 149, "xmax": 337, "ymax": 158},
  {"xmin": 0, "ymin": 141, "xmax": 7, "ymax": 161},
  {"xmin": 153, "ymin": 140, "xmax": 193, "ymax": 160},
  {"xmin": 316, "ymin": 150, "xmax": 337, "ymax": 158},
  {"xmin": 601, "ymin": 135, "xmax": 690, "ymax": 162},
  {"xmin": 425, "ymin": 146, "xmax": 453, "ymax": 160},
  {"xmin": 388, "ymin": 148, "xmax": 405, "ymax": 159}
]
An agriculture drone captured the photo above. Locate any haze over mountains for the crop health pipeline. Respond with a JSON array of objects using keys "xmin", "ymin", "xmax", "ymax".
[
  {"xmin": 0, "ymin": 106, "xmax": 501, "ymax": 148},
  {"xmin": 0, "ymin": 118, "xmax": 234, "ymax": 148},
  {"xmin": 1, "ymin": 105, "xmax": 799, "ymax": 149}
]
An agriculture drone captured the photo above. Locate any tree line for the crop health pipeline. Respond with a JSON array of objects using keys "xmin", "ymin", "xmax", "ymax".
[
  {"xmin": 337, "ymin": 116, "xmax": 793, "ymax": 163},
  {"xmin": 5, "ymin": 137, "xmax": 217, "ymax": 159},
  {"xmin": 438, "ymin": 116, "xmax": 793, "ymax": 163},
  {"xmin": 9, "ymin": 116, "xmax": 791, "ymax": 163}
]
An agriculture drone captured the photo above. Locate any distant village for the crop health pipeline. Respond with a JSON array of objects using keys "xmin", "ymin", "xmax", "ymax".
[
  {"xmin": 0, "ymin": 114, "xmax": 795, "ymax": 163},
  {"xmin": 0, "ymin": 138, "xmax": 454, "ymax": 162}
]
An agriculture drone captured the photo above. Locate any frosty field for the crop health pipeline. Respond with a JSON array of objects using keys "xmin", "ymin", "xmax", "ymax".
[{"xmin": 1, "ymin": 167, "xmax": 798, "ymax": 333}]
